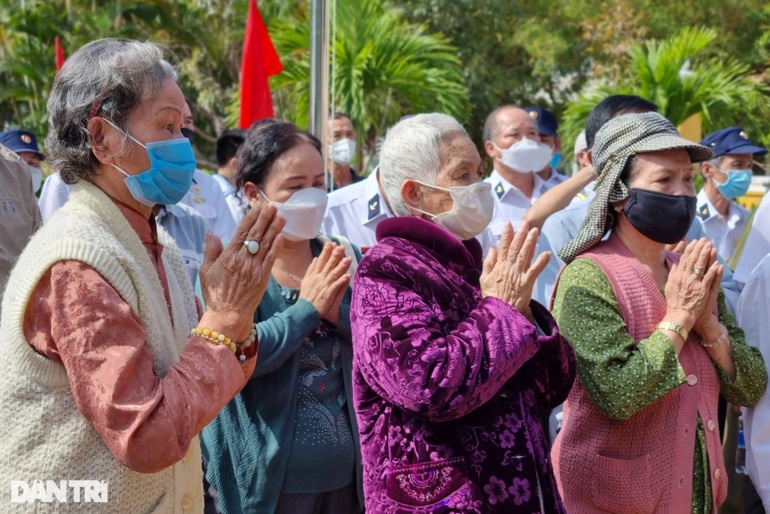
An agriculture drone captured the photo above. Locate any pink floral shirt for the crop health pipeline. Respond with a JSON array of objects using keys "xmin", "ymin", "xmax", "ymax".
[{"xmin": 23, "ymin": 200, "xmax": 256, "ymax": 473}]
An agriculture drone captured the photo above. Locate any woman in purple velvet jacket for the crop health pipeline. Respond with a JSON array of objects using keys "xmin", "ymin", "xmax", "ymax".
[{"xmin": 349, "ymin": 113, "xmax": 576, "ymax": 513}]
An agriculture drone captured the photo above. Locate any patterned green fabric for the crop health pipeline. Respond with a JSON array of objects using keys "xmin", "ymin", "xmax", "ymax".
[
  {"xmin": 553, "ymin": 258, "xmax": 767, "ymax": 512},
  {"xmin": 559, "ymin": 112, "xmax": 713, "ymax": 263}
]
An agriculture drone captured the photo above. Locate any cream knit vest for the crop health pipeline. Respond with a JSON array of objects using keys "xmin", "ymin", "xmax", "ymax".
[
  {"xmin": 0, "ymin": 181, "xmax": 203, "ymax": 513},
  {"xmin": 552, "ymin": 235, "xmax": 726, "ymax": 514}
]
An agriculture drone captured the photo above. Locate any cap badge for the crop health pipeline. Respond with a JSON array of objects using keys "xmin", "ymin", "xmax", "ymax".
[
  {"xmin": 20, "ymin": 134, "xmax": 32, "ymax": 144},
  {"xmin": 528, "ymin": 111, "xmax": 538, "ymax": 119},
  {"xmin": 740, "ymin": 131, "xmax": 749, "ymax": 139}
]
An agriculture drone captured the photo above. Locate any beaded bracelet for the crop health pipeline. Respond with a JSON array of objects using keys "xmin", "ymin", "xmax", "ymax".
[
  {"xmin": 191, "ymin": 324, "xmax": 258, "ymax": 363},
  {"xmin": 700, "ymin": 323, "xmax": 729, "ymax": 348}
]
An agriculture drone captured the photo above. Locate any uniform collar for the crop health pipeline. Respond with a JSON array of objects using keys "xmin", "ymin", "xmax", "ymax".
[
  {"xmin": 361, "ymin": 170, "xmax": 392, "ymax": 226},
  {"xmin": 696, "ymin": 189, "xmax": 742, "ymax": 224},
  {"xmin": 488, "ymin": 167, "xmax": 547, "ymax": 204}
]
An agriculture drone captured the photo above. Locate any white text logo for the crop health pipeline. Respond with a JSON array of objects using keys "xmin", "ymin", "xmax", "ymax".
[{"xmin": 11, "ymin": 480, "xmax": 108, "ymax": 503}]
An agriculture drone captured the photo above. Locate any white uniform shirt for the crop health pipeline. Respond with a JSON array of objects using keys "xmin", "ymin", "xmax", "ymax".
[
  {"xmin": 693, "ymin": 188, "xmax": 749, "ymax": 263},
  {"xmin": 180, "ymin": 169, "xmax": 237, "ymax": 242},
  {"xmin": 211, "ymin": 173, "xmax": 247, "ymax": 225},
  {"xmin": 542, "ymin": 167, "xmax": 568, "ymax": 189},
  {"xmin": 38, "ymin": 171, "xmax": 72, "ymax": 222},
  {"xmin": 739, "ymin": 254, "xmax": 770, "ymax": 512},
  {"xmin": 484, "ymin": 168, "xmax": 549, "ymax": 246},
  {"xmin": 322, "ymin": 171, "xmax": 392, "ymax": 250},
  {"xmin": 734, "ymin": 193, "xmax": 770, "ymax": 284}
]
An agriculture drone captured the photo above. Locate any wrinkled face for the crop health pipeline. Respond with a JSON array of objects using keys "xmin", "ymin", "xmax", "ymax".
[
  {"xmin": 485, "ymin": 107, "xmax": 540, "ymax": 159},
  {"xmin": 18, "ymin": 151, "xmax": 41, "ymax": 169},
  {"xmin": 419, "ymin": 132, "xmax": 483, "ymax": 215},
  {"xmin": 106, "ymin": 78, "xmax": 187, "ymax": 176},
  {"xmin": 329, "ymin": 117, "xmax": 355, "ymax": 143},
  {"xmin": 252, "ymin": 142, "xmax": 325, "ymax": 204},
  {"xmin": 626, "ymin": 148, "xmax": 695, "ymax": 197},
  {"xmin": 702, "ymin": 153, "xmax": 752, "ymax": 185}
]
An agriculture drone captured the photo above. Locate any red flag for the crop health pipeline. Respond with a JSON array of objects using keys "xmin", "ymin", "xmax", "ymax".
[
  {"xmin": 239, "ymin": 0, "xmax": 283, "ymax": 128},
  {"xmin": 54, "ymin": 36, "xmax": 65, "ymax": 73}
]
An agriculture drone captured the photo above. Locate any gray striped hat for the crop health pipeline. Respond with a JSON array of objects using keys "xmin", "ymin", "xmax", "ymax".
[{"xmin": 559, "ymin": 111, "xmax": 713, "ymax": 263}]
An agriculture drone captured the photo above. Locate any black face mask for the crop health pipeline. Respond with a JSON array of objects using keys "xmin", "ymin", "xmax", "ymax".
[
  {"xmin": 180, "ymin": 127, "xmax": 195, "ymax": 145},
  {"xmin": 622, "ymin": 188, "xmax": 696, "ymax": 244}
]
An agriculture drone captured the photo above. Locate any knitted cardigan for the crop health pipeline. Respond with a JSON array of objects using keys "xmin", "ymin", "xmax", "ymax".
[
  {"xmin": 552, "ymin": 235, "xmax": 726, "ymax": 513},
  {"xmin": 0, "ymin": 181, "xmax": 203, "ymax": 513}
]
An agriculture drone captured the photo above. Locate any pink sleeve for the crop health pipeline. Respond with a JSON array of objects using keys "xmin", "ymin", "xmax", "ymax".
[{"xmin": 24, "ymin": 261, "xmax": 256, "ymax": 473}]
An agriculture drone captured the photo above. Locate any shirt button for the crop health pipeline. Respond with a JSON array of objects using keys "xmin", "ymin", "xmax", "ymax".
[
  {"xmin": 686, "ymin": 374, "xmax": 698, "ymax": 386},
  {"xmin": 707, "ymin": 420, "xmax": 716, "ymax": 432},
  {"xmin": 181, "ymin": 494, "xmax": 194, "ymax": 510},
  {"xmin": 714, "ymin": 468, "xmax": 722, "ymax": 480}
]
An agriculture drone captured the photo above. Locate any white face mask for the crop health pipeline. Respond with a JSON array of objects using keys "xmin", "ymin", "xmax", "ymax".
[
  {"xmin": 329, "ymin": 138, "xmax": 356, "ymax": 165},
  {"xmin": 408, "ymin": 180, "xmax": 494, "ymax": 240},
  {"xmin": 494, "ymin": 138, "xmax": 553, "ymax": 173},
  {"xmin": 260, "ymin": 187, "xmax": 328, "ymax": 241},
  {"xmin": 27, "ymin": 165, "xmax": 42, "ymax": 193}
]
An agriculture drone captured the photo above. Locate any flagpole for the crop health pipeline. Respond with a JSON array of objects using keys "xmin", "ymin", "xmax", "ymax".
[{"xmin": 309, "ymin": 0, "xmax": 330, "ymax": 185}]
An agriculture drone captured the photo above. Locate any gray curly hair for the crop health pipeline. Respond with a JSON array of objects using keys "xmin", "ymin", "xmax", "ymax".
[{"xmin": 45, "ymin": 38, "xmax": 177, "ymax": 185}]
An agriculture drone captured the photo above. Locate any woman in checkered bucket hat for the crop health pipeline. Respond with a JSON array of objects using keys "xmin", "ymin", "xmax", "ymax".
[{"xmin": 550, "ymin": 112, "xmax": 767, "ymax": 513}]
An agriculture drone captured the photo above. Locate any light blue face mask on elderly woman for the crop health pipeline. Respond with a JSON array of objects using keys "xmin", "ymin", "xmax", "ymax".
[{"xmin": 105, "ymin": 119, "xmax": 197, "ymax": 207}]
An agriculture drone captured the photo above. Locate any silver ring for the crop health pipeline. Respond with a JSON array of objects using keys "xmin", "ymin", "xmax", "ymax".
[
  {"xmin": 243, "ymin": 240, "xmax": 260, "ymax": 255},
  {"xmin": 694, "ymin": 267, "xmax": 705, "ymax": 277}
]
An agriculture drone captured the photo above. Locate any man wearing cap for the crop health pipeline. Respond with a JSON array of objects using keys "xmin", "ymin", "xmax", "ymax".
[
  {"xmin": 552, "ymin": 111, "xmax": 766, "ymax": 514},
  {"xmin": 482, "ymin": 105, "xmax": 553, "ymax": 245},
  {"xmin": 695, "ymin": 127, "xmax": 766, "ymax": 263},
  {"xmin": 0, "ymin": 130, "xmax": 45, "ymax": 194},
  {"xmin": 524, "ymin": 106, "xmax": 568, "ymax": 187}
]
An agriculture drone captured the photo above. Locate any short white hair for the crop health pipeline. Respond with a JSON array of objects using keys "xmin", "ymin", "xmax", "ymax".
[{"xmin": 380, "ymin": 113, "xmax": 467, "ymax": 217}]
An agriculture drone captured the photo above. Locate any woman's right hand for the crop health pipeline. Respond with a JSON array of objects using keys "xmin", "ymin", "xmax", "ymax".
[
  {"xmin": 300, "ymin": 242, "xmax": 352, "ymax": 322},
  {"xmin": 198, "ymin": 203, "xmax": 285, "ymax": 341},
  {"xmin": 664, "ymin": 238, "xmax": 720, "ymax": 329},
  {"xmin": 479, "ymin": 220, "xmax": 551, "ymax": 323}
]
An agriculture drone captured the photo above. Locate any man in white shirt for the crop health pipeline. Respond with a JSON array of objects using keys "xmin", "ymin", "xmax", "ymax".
[
  {"xmin": 327, "ymin": 112, "xmax": 363, "ymax": 191},
  {"xmin": 734, "ymin": 192, "xmax": 770, "ymax": 284},
  {"xmin": 322, "ymin": 166, "xmax": 392, "ymax": 252},
  {"xmin": 738, "ymin": 253, "xmax": 770, "ymax": 512},
  {"xmin": 179, "ymin": 102, "xmax": 237, "ymax": 241},
  {"xmin": 523, "ymin": 106, "xmax": 567, "ymax": 188},
  {"xmin": 482, "ymin": 105, "xmax": 553, "ymax": 245},
  {"xmin": 694, "ymin": 127, "xmax": 766, "ymax": 263},
  {"xmin": 212, "ymin": 129, "xmax": 247, "ymax": 225}
]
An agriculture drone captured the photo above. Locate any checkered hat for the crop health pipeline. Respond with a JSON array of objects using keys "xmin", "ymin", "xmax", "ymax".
[{"xmin": 559, "ymin": 112, "xmax": 713, "ymax": 263}]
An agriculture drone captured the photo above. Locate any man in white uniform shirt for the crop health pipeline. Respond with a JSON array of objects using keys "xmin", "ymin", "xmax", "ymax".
[
  {"xmin": 695, "ymin": 126, "xmax": 766, "ymax": 263},
  {"xmin": 523, "ymin": 106, "xmax": 568, "ymax": 188},
  {"xmin": 482, "ymin": 105, "xmax": 553, "ymax": 245},
  {"xmin": 212, "ymin": 128, "xmax": 248, "ymax": 225},
  {"xmin": 179, "ymin": 102, "xmax": 237, "ymax": 241},
  {"xmin": 322, "ymin": 166, "xmax": 392, "ymax": 252}
]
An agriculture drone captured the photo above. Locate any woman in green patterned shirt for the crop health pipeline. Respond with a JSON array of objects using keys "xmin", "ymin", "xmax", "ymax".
[{"xmin": 551, "ymin": 112, "xmax": 767, "ymax": 514}]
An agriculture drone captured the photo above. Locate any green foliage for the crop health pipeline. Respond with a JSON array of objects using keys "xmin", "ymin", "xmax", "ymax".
[
  {"xmin": 269, "ymin": 0, "xmax": 470, "ymax": 144},
  {"xmin": 560, "ymin": 27, "xmax": 770, "ymax": 161}
]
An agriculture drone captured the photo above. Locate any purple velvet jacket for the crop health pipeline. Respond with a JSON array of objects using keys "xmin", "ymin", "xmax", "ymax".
[{"xmin": 350, "ymin": 217, "xmax": 575, "ymax": 514}]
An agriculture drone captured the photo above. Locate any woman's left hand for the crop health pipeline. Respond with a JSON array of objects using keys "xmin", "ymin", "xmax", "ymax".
[{"xmin": 691, "ymin": 246, "xmax": 724, "ymax": 342}]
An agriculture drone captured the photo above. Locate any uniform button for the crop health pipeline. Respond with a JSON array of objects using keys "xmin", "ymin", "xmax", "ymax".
[
  {"xmin": 686, "ymin": 374, "xmax": 698, "ymax": 386},
  {"xmin": 714, "ymin": 468, "xmax": 722, "ymax": 480},
  {"xmin": 181, "ymin": 494, "xmax": 193, "ymax": 511},
  {"xmin": 707, "ymin": 420, "xmax": 716, "ymax": 432}
]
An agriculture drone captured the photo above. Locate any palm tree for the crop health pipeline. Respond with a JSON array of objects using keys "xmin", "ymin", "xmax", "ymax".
[
  {"xmin": 560, "ymin": 27, "xmax": 770, "ymax": 157},
  {"xmin": 267, "ymin": 0, "xmax": 470, "ymax": 146}
]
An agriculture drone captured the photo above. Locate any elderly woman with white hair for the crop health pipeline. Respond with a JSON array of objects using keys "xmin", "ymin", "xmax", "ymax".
[
  {"xmin": 350, "ymin": 113, "xmax": 575, "ymax": 513},
  {"xmin": 0, "ymin": 39, "xmax": 284, "ymax": 513}
]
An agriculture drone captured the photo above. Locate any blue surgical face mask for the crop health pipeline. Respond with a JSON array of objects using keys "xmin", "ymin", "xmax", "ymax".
[
  {"xmin": 105, "ymin": 119, "xmax": 197, "ymax": 207},
  {"xmin": 715, "ymin": 169, "xmax": 752, "ymax": 200},
  {"xmin": 550, "ymin": 152, "xmax": 561, "ymax": 169}
]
